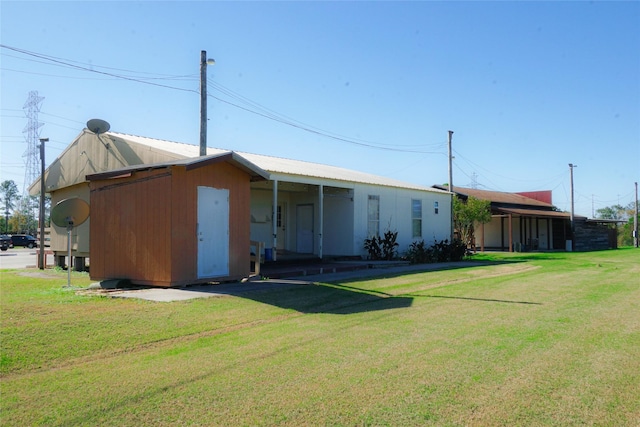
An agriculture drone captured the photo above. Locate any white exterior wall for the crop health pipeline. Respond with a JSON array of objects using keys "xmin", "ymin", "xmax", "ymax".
[
  {"xmin": 352, "ymin": 183, "xmax": 451, "ymax": 258},
  {"xmin": 250, "ymin": 178, "xmax": 450, "ymax": 258},
  {"xmin": 249, "ymin": 189, "xmax": 276, "ymax": 252},
  {"xmin": 322, "ymin": 193, "xmax": 354, "ymax": 255}
]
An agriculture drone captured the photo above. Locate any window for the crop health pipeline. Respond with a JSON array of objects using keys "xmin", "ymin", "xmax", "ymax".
[
  {"xmin": 434, "ymin": 201, "xmax": 439, "ymax": 215},
  {"xmin": 276, "ymin": 205, "xmax": 282, "ymax": 227},
  {"xmin": 412, "ymin": 199, "xmax": 422, "ymax": 238},
  {"xmin": 367, "ymin": 195, "xmax": 380, "ymax": 237}
]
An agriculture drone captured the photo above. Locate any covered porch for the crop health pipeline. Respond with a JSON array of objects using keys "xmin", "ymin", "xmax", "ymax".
[
  {"xmin": 249, "ymin": 178, "xmax": 356, "ymax": 261},
  {"xmin": 476, "ymin": 208, "xmax": 573, "ymax": 252}
]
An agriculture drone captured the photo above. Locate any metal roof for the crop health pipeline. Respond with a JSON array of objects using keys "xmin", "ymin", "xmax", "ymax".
[
  {"xmin": 86, "ymin": 151, "xmax": 270, "ymax": 182},
  {"xmin": 494, "ymin": 207, "xmax": 585, "ymax": 220},
  {"xmin": 434, "ymin": 185, "xmax": 553, "ymax": 208},
  {"xmin": 106, "ymin": 131, "xmax": 449, "ymax": 193}
]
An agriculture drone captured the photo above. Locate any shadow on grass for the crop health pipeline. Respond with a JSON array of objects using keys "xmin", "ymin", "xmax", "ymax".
[
  {"xmin": 220, "ymin": 258, "xmax": 544, "ymax": 313},
  {"xmin": 408, "ymin": 293, "xmax": 542, "ymax": 305},
  {"xmin": 234, "ymin": 282, "xmax": 413, "ymax": 315},
  {"xmin": 329, "ymin": 259, "xmax": 525, "ymax": 286}
]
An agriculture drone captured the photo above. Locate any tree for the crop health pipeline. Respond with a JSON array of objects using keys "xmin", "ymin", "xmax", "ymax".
[
  {"xmin": 596, "ymin": 204, "xmax": 627, "ymax": 221},
  {"xmin": 0, "ymin": 180, "xmax": 19, "ymax": 233},
  {"xmin": 453, "ymin": 196, "xmax": 492, "ymax": 249},
  {"xmin": 13, "ymin": 195, "xmax": 40, "ymax": 234},
  {"xmin": 596, "ymin": 202, "xmax": 638, "ymax": 247}
]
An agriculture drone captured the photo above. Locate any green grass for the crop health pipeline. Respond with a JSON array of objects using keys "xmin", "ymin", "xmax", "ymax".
[{"xmin": 1, "ymin": 249, "xmax": 639, "ymax": 426}]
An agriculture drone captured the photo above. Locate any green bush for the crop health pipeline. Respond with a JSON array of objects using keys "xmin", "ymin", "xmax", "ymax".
[
  {"xmin": 404, "ymin": 239, "xmax": 467, "ymax": 264},
  {"xmin": 364, "ymin": 229, "xmax": 399, "ymax": 260}
]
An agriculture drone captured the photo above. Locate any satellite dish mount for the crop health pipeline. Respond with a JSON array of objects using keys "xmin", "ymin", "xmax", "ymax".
[
  {"xmin": 86, "ymin": 118, "xmax": 111, "ymax": 149},
  {"xmin": 51, "ymin": 198, "xmax": 90, "ymax": 288}
]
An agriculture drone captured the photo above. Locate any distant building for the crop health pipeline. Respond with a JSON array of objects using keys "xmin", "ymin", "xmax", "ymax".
[{"xmin": 434, "ymin": 185, "xmax": 615, "ymax": 252}]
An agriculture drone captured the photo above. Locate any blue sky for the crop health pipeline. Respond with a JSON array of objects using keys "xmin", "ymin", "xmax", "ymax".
[{"xmin": 1, "ymin": 1, "xmax": 638, "ymax": 218}]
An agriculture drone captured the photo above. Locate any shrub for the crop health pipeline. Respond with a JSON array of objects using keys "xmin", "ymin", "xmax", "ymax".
[
  {"xmin": 404, "ymin": 239, "xmax": 467, "ymax": 264},
  {"xmin": 364, "ymin": 229, "xmax": 399, "ymax": 260}
]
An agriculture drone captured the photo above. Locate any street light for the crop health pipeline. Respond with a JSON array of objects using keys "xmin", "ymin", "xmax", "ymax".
[{"xmin": 200, "ymin": 50, "xmax": 215, "ymax": 156}]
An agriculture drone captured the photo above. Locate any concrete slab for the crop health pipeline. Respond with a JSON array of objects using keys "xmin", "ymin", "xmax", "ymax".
[
  {"xmin": 90, "ymin": 279, "xmax": 312, "ymax": 302},
  {"xmin": 79, "ymin": 261, "xmax": 487, "ymax": 302}
]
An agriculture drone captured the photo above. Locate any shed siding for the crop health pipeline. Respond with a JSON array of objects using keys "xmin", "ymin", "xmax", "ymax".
[
  {"xmin": 90, "ymin": 163, "xmax": 252, "ymax": 286},
  {"xmin": 170, "ymin": 163, "xmax": 251, "ymax": 284},
  {"xmin": 90, "ymin": 169, "xmax": 172, "ymax": 284}
]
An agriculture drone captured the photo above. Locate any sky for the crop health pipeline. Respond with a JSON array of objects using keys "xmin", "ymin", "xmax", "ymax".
[{"xmin": 1, "ymin": 1, "xmax": 639, "ymax": 218}]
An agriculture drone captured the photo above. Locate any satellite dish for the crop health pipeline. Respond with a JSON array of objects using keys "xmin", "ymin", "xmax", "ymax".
[
  {"xmin": 51, "ymin": 198, "xmax": 90, "ymax": 228},
  {"xmin": 51, "ymin": 198, "xmax": 90, "ymax": 288},
  {"xmin": 86, "ymin": 118, "xmax": 111, "ymax": 135}
]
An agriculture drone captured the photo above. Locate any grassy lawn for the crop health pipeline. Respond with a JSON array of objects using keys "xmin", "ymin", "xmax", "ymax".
[{"xmin": 1, "ymin": 249, "xmax": 639, "ymax": 426}]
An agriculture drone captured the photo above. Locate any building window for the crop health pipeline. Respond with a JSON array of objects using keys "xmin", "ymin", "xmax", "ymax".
[
  {"xmin": 277, "ymin": 205, "xmax": 282, "ymax": 227},
  {"xmin": 367, "ymin": 195, "xmax": 380, "ymax": 237},
  {"xmin": 412, "ymin": 199, "xmax": 422, "ymax": 238},
  {"xmin": 434, "ymin": 201, "xmax": 439, "ymax": 215}
]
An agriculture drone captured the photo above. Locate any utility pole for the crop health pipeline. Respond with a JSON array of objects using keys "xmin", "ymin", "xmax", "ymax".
[
  {"xmin": 38, "ymin": 138, "xmax": 48, "ymax": 269},
  {"xmin": 199, "ymin": 50, "xmax": 215, "ymax": 156},
  {"xmin": 448, "ymin": 130, "xmax": 454, "ymax": 243},
  {"xmin": 634, "ymin": 181, "xmax": 638, "ymax": 248},
  {"xmin": 569, "ymin": 163, "xmax": 577, "ymax": 251}
]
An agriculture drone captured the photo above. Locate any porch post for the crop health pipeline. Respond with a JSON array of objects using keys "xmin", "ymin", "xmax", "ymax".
[
  {"xmin": 508, "ymin": 213, "xmax": 513, "ymax": 252},
  {"xmin": 272, "ymin": 179, "xmax": 278, "ymax": 261},
  {"xmin": 480, "ymin": 221, "xmax": 485, "ymax": 252},
  {"xmin": 318, "ymin": 184, "xmax": 324, "ymax": 259}
]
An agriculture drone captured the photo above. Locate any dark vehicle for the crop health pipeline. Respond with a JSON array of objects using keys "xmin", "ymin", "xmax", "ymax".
[
  {"xmin": 0, "ymin": 235, "xmax": 10, "ymax": 251},
  {"xmin": 10, "ymin": 234, "xmax": 38, "ymax": 248}
]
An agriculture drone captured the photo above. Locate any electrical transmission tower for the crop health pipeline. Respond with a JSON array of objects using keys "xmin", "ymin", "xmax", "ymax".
[
  {"xmin": 18, "ymin": 91, "xmax": 45, "ymax": 234},
  {"xmin": 22, "ymin": 91, "xmax": 45, "ymax": 195},
  {"xmin": 470, "ymin": 172, "xmax": 479, "ymax": 189}
]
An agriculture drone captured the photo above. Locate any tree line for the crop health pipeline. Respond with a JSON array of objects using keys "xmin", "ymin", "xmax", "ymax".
[{"xmin": 0, "ymin": 180, "xmax": 50, "ymax": 235}]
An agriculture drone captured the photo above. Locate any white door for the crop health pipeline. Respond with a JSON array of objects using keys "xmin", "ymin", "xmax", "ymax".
[
  {"xmin": 296, "ymin": 204, "xmax": 314, "ymax": 253},
  {"xmin": 197, "ymin": 186, "xmax": 229, "ymax": 278}
]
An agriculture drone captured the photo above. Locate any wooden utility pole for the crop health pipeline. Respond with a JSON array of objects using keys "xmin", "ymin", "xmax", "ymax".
[
  {"xmin": 199, "ymin": 51, "xmax": 215, "ymax": 156},
  {"xmin": 635, "ymin": 181, "xmax": 638, "ymax": 248},
  {"xmin": 38, "ymin": 137, "xmax": 47, "ymax": 269},
  {"xmin": 448, "ymin": 130, "xmax": 454, "ymax": 243},
  {"xmin": 569, "ymin": 163, "xmax": 577, "ymax": 251},
  {"xmin": 199, "ymin": 50, "xmax": 208, "ymax": 156}
]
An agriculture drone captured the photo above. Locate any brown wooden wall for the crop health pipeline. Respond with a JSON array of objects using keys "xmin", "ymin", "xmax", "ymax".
[
  {"xmin": 90, "ymin": 169, "xmax": 172, "ymax": 285},
  {"xmin": 89, "ymin": 161, "xmax": 252, "ymax": 287},
  {"xmin": 170, "ymin": 162, "xmax": 251, "ymax": 284}
]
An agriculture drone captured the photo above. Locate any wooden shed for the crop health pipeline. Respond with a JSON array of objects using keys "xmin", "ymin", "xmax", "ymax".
[{"xmin": 87, "ymin": 152, "xmax": 269, "ymax": 287}]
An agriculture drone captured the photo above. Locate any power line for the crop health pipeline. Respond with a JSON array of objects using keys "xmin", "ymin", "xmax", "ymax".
[
  {"xmin": 2, "ymin": 44, "xmax": 449, "ymax": 155},
  {"xmin": 1, "ymin": 45, "xmax": 199, "ymax": 93}
]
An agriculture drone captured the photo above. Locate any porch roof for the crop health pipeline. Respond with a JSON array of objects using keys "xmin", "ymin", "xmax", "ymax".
[{"xmin": 494, "ymin": 207, "xmax": 586, "ymax": 220}]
